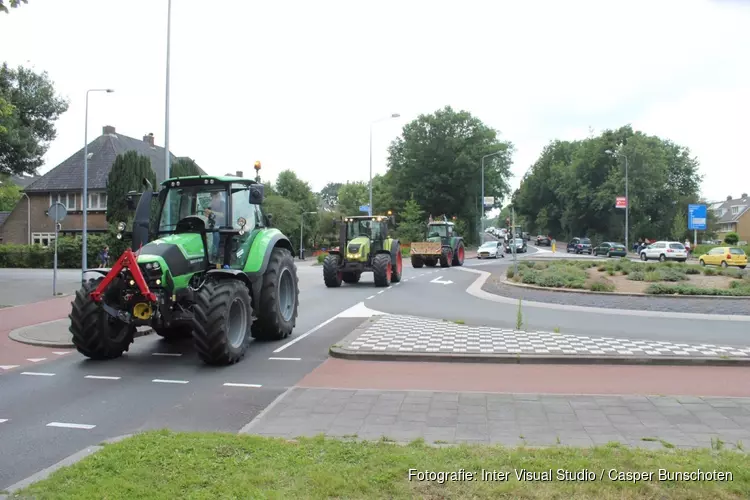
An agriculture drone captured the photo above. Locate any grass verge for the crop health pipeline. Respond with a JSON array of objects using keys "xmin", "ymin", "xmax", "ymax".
[{"xmin": 11, "ymin": 430, "xmax": 750, "ymax": 499}]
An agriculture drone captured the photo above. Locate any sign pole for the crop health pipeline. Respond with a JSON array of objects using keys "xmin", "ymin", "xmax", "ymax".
[
  {"xmin": 47, "ymin": 202, "xmax": 67, "ymax": 296},
  {"xmin": 512, "ymin": 206, "xmax": 518, "ymax": 276},
  {"xmin": 53, "ymin": 221, "xmax": 59, "ymax": 296}
]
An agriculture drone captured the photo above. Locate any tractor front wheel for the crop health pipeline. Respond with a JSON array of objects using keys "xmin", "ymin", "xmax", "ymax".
[
  {"xmin": 69, "ymin": 277, "xmax": 136, "ymax": 360},
  {"xmin": 323, "ymin": 254, "xmax": 343, "ymax": 287},
  {"xmin": 452, "ymin": 242, "xmax": 465, "ymax": 266},
  {"xmin": 252, "ymin": 247, "xmax": 299, "ymax": 341},
  {"xmin": 439, "ymin": 247, "xmax": 453, "ymax": 267},
  {"xmin": 193, "ymin": 279, "xmax": 253, "ymax": 365},
  {"xmin": 373, "ymin": 253, "xmax": 392, "ymax": 287},
  {"xmin": 391, "ymin": 249, "xmax": 403, "ymax": 283}
]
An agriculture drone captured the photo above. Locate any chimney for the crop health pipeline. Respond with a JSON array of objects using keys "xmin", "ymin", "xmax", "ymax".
[
  {"xmin": 142, "ymin": 133, "xmax": 155, "ymax": 146},
  {"xmin": 236, "ymin": 170, "xmax": 243, "ymax": 177},
  {"xmin": 742, "ymin": 193, "xmax": 748, "ymax": 199},
  {"xmin": 102, "ymin": 125, "xmax": 116, "ymax": 135},
  {"xmin": 727, "ymin": 195, "xmax": 733, "ymax": 201}
]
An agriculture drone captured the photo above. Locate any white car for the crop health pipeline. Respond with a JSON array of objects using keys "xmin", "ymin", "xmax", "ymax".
[
  {"xmin": 640, "ymin": 241, "xmax": 688, "ymax": 262},
  {"xmin": 477, "ymin": 241, "xmax": 504, "ymax": 259}
]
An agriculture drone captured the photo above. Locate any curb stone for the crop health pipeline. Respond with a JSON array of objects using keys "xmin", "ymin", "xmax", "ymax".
[{"xmin": 8, "ymin": 325, "xmax": 154, "ymax": 349}]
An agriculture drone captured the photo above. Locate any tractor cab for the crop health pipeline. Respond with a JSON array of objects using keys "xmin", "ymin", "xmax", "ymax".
[
  {"xmin": 341, "ymin": 215, "xmax": 392, "ymax": 258},
  {"xmin": 427, "ymin": 222, "xmax": 456, "ymax": 247}
]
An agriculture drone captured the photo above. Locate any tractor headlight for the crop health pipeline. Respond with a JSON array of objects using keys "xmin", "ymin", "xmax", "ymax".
[
  {"xmin": 117, "ymin": 221, "xmax": 126, "ymax": 232},
  {"xmin": 116, "ymin": 233, "xmax": 123, "ymax": 240},
  {"xmin": 237, "ymin": 217, "xmax": 246, "ymax": 228}
]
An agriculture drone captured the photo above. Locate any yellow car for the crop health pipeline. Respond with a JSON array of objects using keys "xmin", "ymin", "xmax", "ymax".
[{"xmin": 698, "ymin": 246, "xmax": 747, "ymax": 269}]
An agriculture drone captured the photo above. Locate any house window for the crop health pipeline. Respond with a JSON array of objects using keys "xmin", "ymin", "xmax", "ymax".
[
  {"xmin": 49, "ymin": 193, "xmax": 78, "ymax": 211},
  {"xmin": 88, "ymin": 192, "xmax": 108, "ymax": 210},
  {"xmin": 732, "ymin": 206, "xmax": 739, "ymax": 215},
  {"xmin": 32, "ymin": 232, "xmax": 56, "ymax": 247}
]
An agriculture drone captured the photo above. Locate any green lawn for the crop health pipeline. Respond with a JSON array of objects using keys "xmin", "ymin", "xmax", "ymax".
[{"xmin": 8, "ymin": 430, "xmax": 750, "ymax": 499}]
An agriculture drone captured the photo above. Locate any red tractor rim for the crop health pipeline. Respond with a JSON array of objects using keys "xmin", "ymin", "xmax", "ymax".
[
  {"xmin": 459, "ymin": 246, "xmax": 464, "ymax": 262},
  {"xmin": 396, "ymin": 250, "xmax": 403, "ymax": 275},
  {"xmin": 386, "ymin": 262, "xmax": 392, "ymax": 282}
]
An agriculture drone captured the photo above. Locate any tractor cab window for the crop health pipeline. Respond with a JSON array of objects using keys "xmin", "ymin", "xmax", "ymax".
[
  {"xmin": 230, "ymin": 183, "xmax": 259, "ymax": 232},
  {"xmin": 348, "ymin": 219, "xmax": 372, "ymax": 238},
  {"xmin": 158, "ymin": 185, "xmax": 228, "ymax": 232},
  {"xmin": 428, "ymin": 224, "xmax": 449, "ymax": 238}
]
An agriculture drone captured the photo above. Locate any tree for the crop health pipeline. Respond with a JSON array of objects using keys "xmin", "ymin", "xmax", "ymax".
[
  {"xmin": 0, "ymin": 0, "xmax": 27, "ymax": 14},
  {"xmin": 0, "ymin": 174, "xmax": 22, "ymax": 210},
  {"xmin": 385, "ymin": 106, "xmax": 513, "ymax": 243},
  {"xmin": 724, "ymin": 232, "xmax": 739, "ymax": 245},
  {"xmin": 395, "ymin": 195, "xmax": 425, "ymax": 244},
  {"xmin": 337, "ymin": 181, "xmax": 368, "ymax": 215},
  {"xmin": 372, "ymin": 174, "xmax": 395, "ymax": 215},
  {"xmin": 273, "ymin": 170, "xmax": 318, "ymax": 250},
  {"xmin": 319, "ymin": 182, "xmax": 342, "ymax": 207},
  {"xmin": 171, "ymin": 157, "xmax": 203, "ymax": 177},
  {"xmin": 106, "ymin": 151, "xmax": 157, "ymax": 226},
  {"xmin": 0, "ymin": 63, "xmax": 69, "ymax": 175},
  {"xmin": 263, "ymin": 194, "xmax": 302, "ymax": 250}
]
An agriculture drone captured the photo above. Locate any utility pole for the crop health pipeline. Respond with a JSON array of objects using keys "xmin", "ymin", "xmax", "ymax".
[{"xmin": 512, "ymin": 205, "xmax": 518, "ymax": 275}]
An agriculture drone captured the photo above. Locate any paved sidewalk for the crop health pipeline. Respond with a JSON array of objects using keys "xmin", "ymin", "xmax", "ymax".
[
  {"xmin": 242, "ymin": 387, "xmax": 750, "ymax": 450},
  {"xmin": 331, "ymin": 314, "xmax": 750, "ymax": 365}
]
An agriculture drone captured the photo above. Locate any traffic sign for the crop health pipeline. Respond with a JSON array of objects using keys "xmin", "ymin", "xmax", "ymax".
[
  {"xmin": 483, "ymin": 196, "xmax": 495, "ymax": 207},
  {"xmin": 615, "ymin": 196, "xmax": 627, "ymax": 209},
  {"xmin": 688, "ymin": 204, "xmax": 707, "ymax": 230},
  {"xmin": 48, "ymin": 202, "xmax": 67, "ymax": 222},
  {"xmin": 359, "ymin": 205, "xmax": 369, "ymax": 213}
]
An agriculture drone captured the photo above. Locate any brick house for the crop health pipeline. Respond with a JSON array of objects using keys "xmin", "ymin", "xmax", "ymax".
[
  {"xmin": 0, "ymin": 125, "xmax": 198, "ymax": 246},
  {"xmin": 709, "ymin": 193, "xmax": 750, "ymax": 243}
]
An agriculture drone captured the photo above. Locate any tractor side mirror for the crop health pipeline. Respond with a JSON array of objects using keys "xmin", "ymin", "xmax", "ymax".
[{"xmin": 249, "ymin": 184, "xmax": 264, "ymax": 204}]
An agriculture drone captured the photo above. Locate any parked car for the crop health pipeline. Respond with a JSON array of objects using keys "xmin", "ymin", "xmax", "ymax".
[
  {"xmin": 478, "ymin": 240, "xmax": 504, "ymax": 259},
  {"xmin": 698, "ymin": 247, "xmax": 747, "ymax": 269},
  {"xmin": 536, "ymin": 235, "xmax": 551, "ymax": 246},
  {"xmin": 593, "ymin": 242, "xmax": 627, "ymax": 257},
  {"xmin": 567, "ymin": 237, "xmax": 592, "ymax": 254},
  {"xmin": 639, "ymin": 241, "xmax": 687, "ymax": 262},
  {"xmin": 505, "ymin": 238, "xmax": 527, "ymax": 253}
]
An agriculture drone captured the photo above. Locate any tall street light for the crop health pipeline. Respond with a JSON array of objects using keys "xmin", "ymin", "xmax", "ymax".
[
  {"xmin": 164, "ymin": 0, "xmax": 172, "ymax": 182},
  {"xmin": 82, "ymin": 88, "xmax": 114, "ymax": 283},
  {"xmin": 369, "ymin": 113, "xmax": 400, "ymax": 216},
  {"xmin": 606, "ymin": 149, "xmax": 629, "ymax": 251},
  {"xmin": 300, "ymin": 211, "xmax": 317, "ymax": 259},
  {"xmin": 480, "ymin": 151, "xmax": 504, "ymax": 243}
]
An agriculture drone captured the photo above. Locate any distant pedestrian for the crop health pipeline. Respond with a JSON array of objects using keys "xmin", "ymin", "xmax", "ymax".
[
  {"xmin": 684, "ymin": 239, "xmax": 691, "ymax": 257},
  {"xmin": 99, "ymin": 246, "xmax": 109, "ymax": 267}
]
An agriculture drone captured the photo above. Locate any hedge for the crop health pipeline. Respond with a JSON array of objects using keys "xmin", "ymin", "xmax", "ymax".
[{"xmin": 0, "ymin": 234, "xmax": 128, "ymax": 269}]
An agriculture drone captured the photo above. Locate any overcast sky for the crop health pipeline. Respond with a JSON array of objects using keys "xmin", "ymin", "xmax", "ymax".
[{"xmin": 2, "ymin": 0, "xmax": 748, "ymax": 203}]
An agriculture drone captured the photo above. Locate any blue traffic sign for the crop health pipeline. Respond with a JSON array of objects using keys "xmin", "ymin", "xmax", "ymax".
[
  {"xmin": 359, "ymin": 205, "xmax": 369, "ymax": 213},
  {"xmin": 688, "ymin": 204, "xmax": 707, "ymax": 231}
]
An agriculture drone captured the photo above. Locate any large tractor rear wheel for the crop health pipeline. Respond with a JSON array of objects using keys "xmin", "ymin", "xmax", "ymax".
[
  {"xmin": 342, "ymin": 272, "xmax": 361, "ymax": 284},
  {"xmin": 69, "ymin": 277, "xmax": 136, "ymax": 360},
  {"xmin": 252, "ymin": 247, "xmax": 299, "ymax": 341},
  {"xmin": 439, "ymin": 247, "xmax": 453, "ymax": 267},
  {"xmin": 193, "ymin": 279, "xmax": 253, "ymax": 365},
  {"xmin": 452, "ymin": 241, "xmax": 465, "ymax": 266},
  {"xmin": 411, "ymin": 255, "xmax": 424, "ymax": 268},
  {"xmin": 391, "ymin": 248, "xmax": 403, "ymax": 283},
  {"xmin": 372, "ymin": 252, "xmax": 392, "ymax": 287},
  {"xmin": 323, "ymin": 254, "xmax": 343, "ymax": 287}
]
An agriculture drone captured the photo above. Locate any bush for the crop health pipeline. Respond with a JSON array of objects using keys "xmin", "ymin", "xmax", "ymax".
[
  {"xmin": 718, "ymin": 268, "xmax": 743, "ymax": 279},
  {"xmin": 703, "ymin": 267, "xmax": 717, "ymax": 276},
  {"xmin": 627, "ymin": 271, "xmax": 644, "ymax": 281},
  {"xmin": 644, "ymin": 271, "xmax": 662, "ymax": 282},
  {"xmin": 506, "ymin": 268, "xmax": 515, "ymax": 279},
  {"xmin": 0, "ymin": 234, "xmax": 115, "ymax": 269},
  {"xmin": 590, "ymin": 280, "xmax": 615, "ymax": 292},
  {"xmin": 684, "ymin": 267, "xmax": 701, "ymax": 275},
  {"xmin": 317, "ymin": 252, "xmax": 328, "ymax": 264},
  {"xmin": 724, "ymin": 232, "xmax": 739, "ymax": 245},
  {"xmin": 597, "ymin": 265, "xmax": 606, "ymax": 272},
  {"xmin": 646, "ymin": 283, "xmax": 750, "ymax": 296}
]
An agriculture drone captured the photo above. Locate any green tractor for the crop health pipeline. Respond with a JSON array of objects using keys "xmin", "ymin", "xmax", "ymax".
[
  {"xmin": 410, "ymin": 217, "xmax": 465, "ymax": 268},
  {"xmin": 323, "ymin": 215, "xmax": 403, "ymax": 287},
  {"xmin": 69, "ymin": 175, "xmax": 299, "ymax": 366}
]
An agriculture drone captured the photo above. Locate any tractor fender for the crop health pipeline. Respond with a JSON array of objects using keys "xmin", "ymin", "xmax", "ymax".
[
  {"xmin": 205, "ymin": 269, "xmax": 253, "ymax": 288},
  {"xmin": 245, "ymin": 232, "xmax": 295, "ymax": 279}
]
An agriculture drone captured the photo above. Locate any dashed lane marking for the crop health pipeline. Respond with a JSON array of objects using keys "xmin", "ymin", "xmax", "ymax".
[
  {"xmin": 223, "ymin": 383, "xmax": 262, "ymax": 388},
  {"xmin": 21, "ymin": 372, "xmax": 55, "ymax": 377},
  {"xmin": 26, "ymin": 358, "xmax": 46, "ymax": 363},
  {"xmin": 152, "ymin": 353, "xmax": 183, "ymax": 357},
  {"xmin": 52, "ymin": 352, "xmax": 70, "ymax": 356},
  {"xmin": 85, "ymin": 375, "xmax": 121, "ymax": 380},
  {"xmin": 268, "ymin": 357, "xmax": 301, "ymax": 361},
  {"xmin": 152, "ymin": 379, "xmax": 189, "ymax": 384},
  {"xmin": 0, "ymin": 419, "xmax": 8, "ymax": 424},
  {"xmin": 387, "ymin": 286, "xmax": 393, "ymax": 290},
  {"xmin": 366, "ymin": 295, "xmax": 376, "ymax": 300},
  {"xmin": 377, "ymin": 290, "xmax": 385, "ymax": 294},
  {"xmin": 0, "ymin": 365, "xmax": 20, "ymax": 370},
  {"xmin": 46, "ymin": 422, "xmax": 96, "ymax": 430}
]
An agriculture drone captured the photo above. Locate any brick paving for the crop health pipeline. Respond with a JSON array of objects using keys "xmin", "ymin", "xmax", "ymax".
[
  {"xmin": 243, "ymin": 387, "xmax": 750, "ymax": 450},
  {"xmin": 339, "ymin": 315, "xmax": 750, "ymax": 359}
]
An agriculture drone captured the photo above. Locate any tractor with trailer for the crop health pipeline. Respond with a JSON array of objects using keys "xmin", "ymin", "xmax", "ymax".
[
  {"xmin": 322, "ymin": 214, "xmax": 403, "ymax": 287},
  {"xmin": 69, "ymin": 175, "xmax": 300, "ymax": 366},
  {"xmin": 410, "ymin": 216, "xmax": 466, "ymax": 268}
]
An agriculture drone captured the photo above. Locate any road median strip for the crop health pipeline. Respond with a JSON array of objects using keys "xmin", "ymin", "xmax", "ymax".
[{"xmin": 329, "ymin": 314, "xmax": 750, "ymax": 366}]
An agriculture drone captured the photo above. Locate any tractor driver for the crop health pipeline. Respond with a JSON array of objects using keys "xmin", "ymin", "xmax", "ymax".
[{"xmin": 203, "ymin": 191, "xmax": 226, "ymax": 261}]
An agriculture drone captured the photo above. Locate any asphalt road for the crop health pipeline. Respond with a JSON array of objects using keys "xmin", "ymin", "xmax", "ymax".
[
  {"xmin": 0, "ymin": 268, "xmax": 81, "ymax": 307},
  {"xmin": 0, "ymin": 263, "xmax": 413, "ymax": 489}
]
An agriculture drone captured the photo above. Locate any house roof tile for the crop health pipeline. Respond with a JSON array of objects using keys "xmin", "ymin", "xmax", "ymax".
[{"xmin": 709, "ymin": 195, "xmax": 750, "ymax": 224}]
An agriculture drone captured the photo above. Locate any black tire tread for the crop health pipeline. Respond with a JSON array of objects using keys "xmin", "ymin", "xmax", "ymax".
[
  {"xmin": 439, "ymin": 247, "xmax": 452, "ymax": 267},
  {"xmin": 251, "ymin": 247, "xmax": 299, "ymax": 341},
  {"xmin": 323, "ymin": 254, "xmax": 342, "ymax": 287},
  {"xmin": 451, "ymin": 241, "xmax": 464, "ymax": 266},
  {"xmin": 372, "ymin": 253, "xmax": 391, "ymax": 287},
  {"xmin": 391, "ymin": 249, "xmax": 402, "ymax": 283},
  {"xmin": 411, "ymin": 255, "xmax": 424, "ymax": 268},
  {"xmin": 192, "ymin": 279, "xmax": 252, "ymax": 365}
]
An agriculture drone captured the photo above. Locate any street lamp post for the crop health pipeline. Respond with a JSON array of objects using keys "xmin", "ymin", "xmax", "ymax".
[
  {"xmin": 82, "ymin": 88, "xmax": 114, "ymax": 283},
  {"xmin": 164, "ymin": 0, "xmax": 172, "ymax": 181},
  {"xmin": 369, "ymin": 113, "xmax": 400, "ymax": 216},
  {"xmin": 606, "ymin": 149, "xmax": 629, "ymax": 252},
  {"xmin": 300, "ymin": 211, "xmax": 317, "ymax": 259},
  {"xmin": 480, "ymin": 151, "xmax": 504, "ymax": 243}
]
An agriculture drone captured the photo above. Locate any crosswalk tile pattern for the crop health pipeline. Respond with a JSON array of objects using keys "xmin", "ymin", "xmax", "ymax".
[{"xmin": 347, "ymin": 315, "xmax": 750, "ymax": 358}]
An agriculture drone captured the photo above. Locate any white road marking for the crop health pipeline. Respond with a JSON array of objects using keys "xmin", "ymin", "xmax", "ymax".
[
  {"xmin": 366, "ymin": 295, "xmax": 376, "ymax": 300},
  {"xmin": 46, "ymin": 422, "xmax": 96, "ymax": 430},
  {"xmin": 21, "ymin": 372, "xmax": 55, "ymax": 377},
  {"xmin": 269, "ymin": 357, "xmax": 301, "ymax": 361},
  {"xmin": 152, "ymin": 379, "xmax": 189, "ymax": 384},
  {"xmin": 52, "ymin": 351, "xmax": 70, "ymax": 356},
  {"xmin": 0, "ymin": 365, "xmax": 20, "ymax": 370},
  {"xmin": 26, "ymin": 358, "xmax": 46, "ymax": 363},
  {"xmin": 273, "ymin": 301, "xmax": 385, "ymax": 353},
  {"xmin": 224, "ymin": 383, "xmax": 262, "ymax": 388},
  {"xmin": 377, "ymin": 290, "xmax": 385, "ymax": 294},
  {"xmin": 0, "ymin": 419, "xmax": 8, "ymax": 424},
  {"xmin": 387, "ymin": 286, "xmax": 392, "ymax": 290},
  {"xmin": 152, "ymin": 352, "xmax": 182, "ymax": 357},
  {"xmin": 85, "ymin": 375, "xmax": 121, "ymax": 380}
]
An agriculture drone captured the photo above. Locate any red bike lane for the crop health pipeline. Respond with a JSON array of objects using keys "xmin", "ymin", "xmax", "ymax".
[{"xmin": 0, "ymin": 296, "xmax": 75, "ymax": 372}]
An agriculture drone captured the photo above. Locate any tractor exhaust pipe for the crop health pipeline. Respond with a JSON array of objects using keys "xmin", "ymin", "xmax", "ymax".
[{"xmin": 132, "ymin": 178, "xmax": 154, "ymax": 251}]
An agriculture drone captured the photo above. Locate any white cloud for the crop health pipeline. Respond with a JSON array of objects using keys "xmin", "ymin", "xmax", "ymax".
[{"xmin": 1, "ymin": 0, "xmax": 748, "ymax": 203}]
